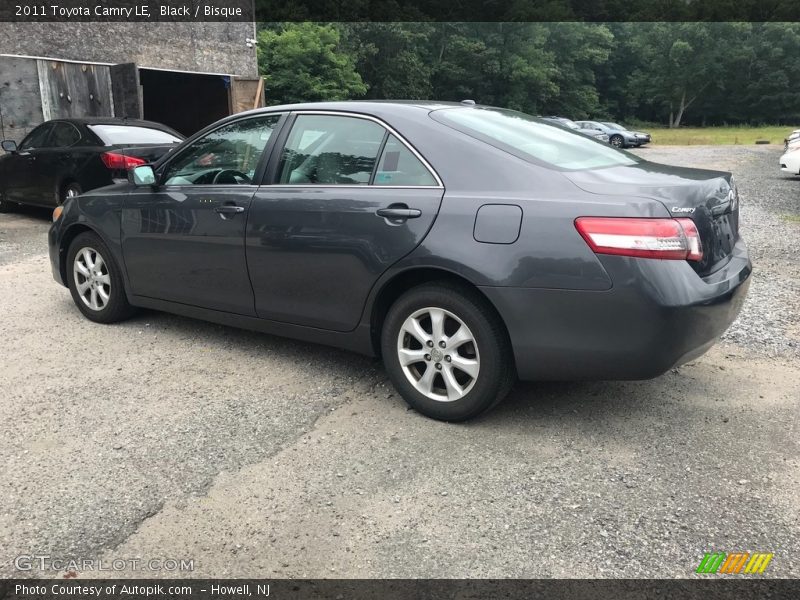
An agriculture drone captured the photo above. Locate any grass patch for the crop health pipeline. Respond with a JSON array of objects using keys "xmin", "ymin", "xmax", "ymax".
[
  {"xmin": 781, "ymin": 214, "xmax": 800, "ymax": 224},
  {"xmin": 647, "ymin": 126, "xmax": 799, "ymax": 146}
]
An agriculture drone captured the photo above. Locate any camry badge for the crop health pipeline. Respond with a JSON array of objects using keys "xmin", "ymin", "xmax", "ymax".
[{"xmin": 671, "ymin": 207, "xmax": 695, "ymax": 213}]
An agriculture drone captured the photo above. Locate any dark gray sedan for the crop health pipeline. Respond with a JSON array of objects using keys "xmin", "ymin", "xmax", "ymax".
[
  {"xmin": 48, "ymin": 101, "xmax": 750, "ymax": 421},
  {"xmin": 576, "ymin": 120, "xmax": 650, "ymax": 148}
]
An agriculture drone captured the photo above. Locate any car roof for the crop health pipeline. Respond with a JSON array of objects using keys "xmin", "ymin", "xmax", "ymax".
[
  {"xmin": 50, "ymin": 117, "xmax": 179, "ymax": 130},
  {"xmin": 233, "ymin": 100, "xmax": 484, "ymax": 121},
  {"xmin": 45, "ymin": 117, "xmax": 184, "ymax": 139}
]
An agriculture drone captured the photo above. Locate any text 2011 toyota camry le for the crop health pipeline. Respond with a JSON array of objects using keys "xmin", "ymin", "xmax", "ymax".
[{"xmin": 48, "ymin": 101, "xmax": 751, "ymax": 421}]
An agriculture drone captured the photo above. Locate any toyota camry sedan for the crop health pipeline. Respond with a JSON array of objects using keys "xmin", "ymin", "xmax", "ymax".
[{"xmin": 48, "ymin": 101, "xmax": 751, "ymax": 421}]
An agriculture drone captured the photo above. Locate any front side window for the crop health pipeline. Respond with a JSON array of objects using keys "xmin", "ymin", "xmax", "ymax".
[
  {"xmin": 50, "ymin": 123, "xmax": 81, "ymax": 148},
  {"xmin": 433, "ymin": 108, "xmax": 640, "ymax": 171},
  {"xmin": 374, "ymin": 134, "xmax": 437, "ymax": 186},
  {"xmin": 277, "ymin": 115, "xmax": 386, "ymax": 185},
  {"xmin": 163, "ymin": 115, "xmax": 282, "ymax": 186},
  {"xmin": 19, "ymin": 123, "xmax": 54, "ymax": 150}
]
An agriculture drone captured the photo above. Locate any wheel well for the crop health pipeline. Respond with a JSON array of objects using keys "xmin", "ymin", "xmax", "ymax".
[
  {"xmin": 58, "ymin": 224, "xmax": 93, "ymax": 285},
  {"xmin": 56, "ymin": 178, "xmax": 83, "ymax": 203},
  {"xmin": 369, "ymin": 268, "xmax": 510, "ymax": 357}
]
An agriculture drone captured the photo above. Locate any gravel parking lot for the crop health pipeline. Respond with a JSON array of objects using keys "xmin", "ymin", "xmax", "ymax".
[{"xmin": 1, "ymin": 145, "xmax": 798, "ymax": 579}]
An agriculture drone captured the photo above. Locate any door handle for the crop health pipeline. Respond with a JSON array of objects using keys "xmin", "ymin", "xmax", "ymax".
[
  {"xmin": 376, "ymin": 207, "xmax": 421, "ymax": 220},
  {"xmin": 214, "ymin": 205, "xmax": 245, "ymax": 214}
]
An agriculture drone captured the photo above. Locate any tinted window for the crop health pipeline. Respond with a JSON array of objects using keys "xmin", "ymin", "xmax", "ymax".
[
  {"xmin": 603, "ymin": 122, "xmax": 627, "ymax": 130},
  {"xmin": 163, "ymin": 115, "xmax": 281, "ymax": 186},
  {"xmin": 374, "ymin": 134, "xmax": 437, "ymax": 186},
  {"xmin": 19, "ymin": 123, "xmax": 53, "ymax": 150},
  {"xmin": 277, "ymin": 115, "xmax": 385, "ymax": 185},
  {"xmin": 88, "ymin": 125, "xmax": 183, "ymax": 145},
  {"xmin": 434, "ymin": 108, "xmax": 639, "ymax": 171},
  {"xmin": 50, "ymin": 122, "xmax": 81, "ymax": 147}
]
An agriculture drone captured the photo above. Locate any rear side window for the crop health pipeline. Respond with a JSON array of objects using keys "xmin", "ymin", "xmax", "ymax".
[
  {"xmin": 277, "ymin": 115, "xmax": 386, "ymax": 185},
  {"xmin": 88, "ymin": 125, "xmax": 182, "ymax": 145},
  {"xmin": 50, "ymin": 122, "xmax": 81, "ymax": 147},
  {"xmin": 433, "ymin": 108, "xmax": 639, "ymax": 171},
  {"xmin": 374, "ymin": 134, "xmax": 437, "ymax": 186}
]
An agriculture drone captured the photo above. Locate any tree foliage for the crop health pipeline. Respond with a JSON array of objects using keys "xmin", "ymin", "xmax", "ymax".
[
  {"xmin": 257, "ymin": 23, "xmax": 367, "ymax": 104},
  {"xmin": 257, "ymin": 22, "xmax": 800, "ymax": 126}
]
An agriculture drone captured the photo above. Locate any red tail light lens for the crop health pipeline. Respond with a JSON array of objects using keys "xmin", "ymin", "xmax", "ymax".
[
  {"xmin": 100, "ymin": 152, "xmax": 146, "ymax": 170},
  {"xmin": 575, "ymin": 217, "xmax": 703, "ymax": 262}
]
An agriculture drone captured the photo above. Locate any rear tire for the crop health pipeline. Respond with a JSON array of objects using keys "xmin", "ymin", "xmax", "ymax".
[
  {"xmin": 381, "ymin": 282, "xmax": 515, "ymax": 421},
  {"xmin": 66, "ymin": 231, "xmax": 135, "ymax": 323}
]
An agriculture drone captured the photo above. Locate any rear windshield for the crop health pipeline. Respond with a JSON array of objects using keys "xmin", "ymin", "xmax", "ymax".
[
  {"xmin": 433, "ymin": 108, "xmax": 639, "ymax": 171},
  {"xmin": 88, "ymin": 124, "xmax": 182, "ymax": 145}
]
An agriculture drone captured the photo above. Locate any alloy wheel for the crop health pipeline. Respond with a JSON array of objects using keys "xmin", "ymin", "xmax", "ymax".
[
  {"xmin": 396, "ymin": 307, "xmax": 480, "ymax": 402},
  {"xmin": 73, "ymin": 247, "xmax": 111, "ymax": 311}
]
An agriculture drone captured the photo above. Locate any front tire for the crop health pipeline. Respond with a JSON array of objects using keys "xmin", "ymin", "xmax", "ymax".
[
  {"xmin": 610, "ymin": 135, "xmax": 624, "ymax": 148},
  {"xmin": 66, "ymin": 232, "xmax": 134, "ymax": 323},
  {"xmin": 381, "ymin": 282, "xmax": 515, "ymax": 421}
]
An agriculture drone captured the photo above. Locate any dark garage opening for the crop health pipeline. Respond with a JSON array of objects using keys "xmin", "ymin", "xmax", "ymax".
[{"xmin": 140, "ymin": 68, "xmax": 230, "ymax": 137}]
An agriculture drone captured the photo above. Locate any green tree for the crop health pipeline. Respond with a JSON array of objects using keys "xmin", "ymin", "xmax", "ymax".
[
  {"xmin": 737, "ymin": 23, "xmax": 800, "ymax": 124},
  {"xmin": 545, "ymin": 22, "xmax": 614, "ymax": 118},
  {"xmin": 624, "ymin": 23, "xmax": 751, "ymax": 127},
  {"xmin": 257, "ymin": 23, "xmax": 367, "ymax": 104},
  {"xmin": 256, "ymin": 21, "xmax": 800, "ymax": 126},
  {"xmin": 338, "ymin": 23, "xmax": 435, "ymax": 100}
]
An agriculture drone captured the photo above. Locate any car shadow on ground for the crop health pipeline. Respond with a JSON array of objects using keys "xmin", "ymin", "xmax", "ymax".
[
  {"xmin": 65, "ymin": 303, "xmax": 710, "ymax": 432},
  {"xmin": 6, "ymin": 204, "xmax": 53, "ymax": 221}
]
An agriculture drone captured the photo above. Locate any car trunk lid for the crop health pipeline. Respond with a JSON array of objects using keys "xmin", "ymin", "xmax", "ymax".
[{"xmin": 564, "ymin": 161, "xmax": 739, "ymax": 276}]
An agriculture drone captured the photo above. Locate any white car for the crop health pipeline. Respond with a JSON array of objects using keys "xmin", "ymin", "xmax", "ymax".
[
  {"xmin": 780, "ymin": 137, "xmax": 800, "ymax": 175},
  {"xmin": 785, "ymin": 129, "xmax": 800, "ymax": 150}
]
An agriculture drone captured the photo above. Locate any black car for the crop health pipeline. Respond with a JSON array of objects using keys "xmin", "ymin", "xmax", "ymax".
[
  {"xmin": 0, "ymin": 118, "xmax": 183, "ymax": 211},
  {"xmin": 48, "ymin": 101, "xmax": 751, "ymax": 421}
]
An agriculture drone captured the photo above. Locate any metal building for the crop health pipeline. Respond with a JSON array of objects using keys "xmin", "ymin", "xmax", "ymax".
[{"xmin": 0, "ymin": 22, "xmax": 263, "ymax": 143}]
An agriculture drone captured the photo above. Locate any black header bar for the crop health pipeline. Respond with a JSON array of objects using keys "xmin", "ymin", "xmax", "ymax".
[
  {"xmin": 1, "ymin": 579, "xmax": 799, "ymax": 600},
  {"xmin": 1, "ymin": 0, "xmax": 799, "ymax": 22}
]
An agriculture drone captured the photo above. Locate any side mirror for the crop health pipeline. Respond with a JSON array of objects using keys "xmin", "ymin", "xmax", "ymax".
[
  {"xmin": 1, "ymin": 140, "xmax": 18, "ymax": 153},
  {"xmin": 129, "ymin": 165, "xmax": 156, "ymax": 186}
]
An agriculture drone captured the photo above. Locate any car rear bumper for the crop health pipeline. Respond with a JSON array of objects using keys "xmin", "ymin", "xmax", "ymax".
[
  {"xmin": 779, "ymin": 152, "xmax": 799, "ymax": 174},
  {"xmin": 48, "ymin": 221, "xmax": 67, "ymax": 286},
  {"xmin": 480, "ymin": 237, "xmax": 751, "ymax": 381}
]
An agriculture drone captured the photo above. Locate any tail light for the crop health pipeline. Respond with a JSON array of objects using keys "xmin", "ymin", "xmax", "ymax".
[
  {"xmin": 100, "ymin": 152, "xmax": 146, "ymax": 170},
  {"xmin": 575, "ymin": 217, "xmax": 703, "ymax": 261}
]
